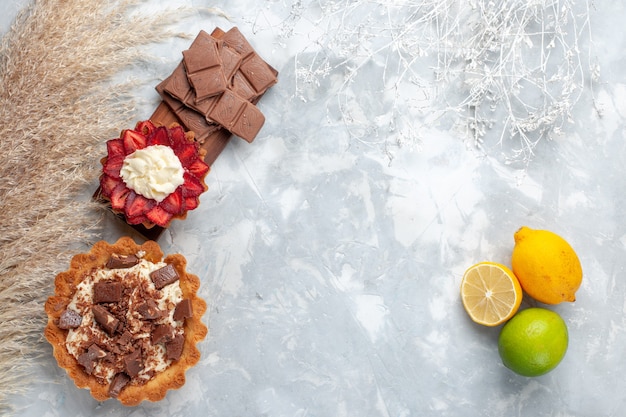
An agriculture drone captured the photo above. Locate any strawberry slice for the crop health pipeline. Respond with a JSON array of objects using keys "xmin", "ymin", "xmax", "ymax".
[
  {"xmin": 121, "ymin": 129, "xmax": 147, "ymax": 154},
  {"xmin": 160, "ymin": 188, "xmax": 184, "ymax": 215},
  {"xmin": 146, "ymin": 126, "xmax": 170, "ymax": 147},
  {"xmin": 135, "ymin": 120, "xmax": 156, "ymax": 137},
  {"xmin": 169, "ymin": 124, "xmax": 187, "ymax": 145},
  {"xmin": 102, "ymin": 154, "xmax": 125, "ymax": 179},
  {"xmin": 181, "ymin": 172, "xmax": 205, "ymax": 197},
  {"xmin": 126, "ymin": 214, "xmax": 148, "ymax": 225},
  {"xmin": 100, "ymin": 174, "xmax": 123, "ymax": 196},
  {"xmin": 183, "ymin": 196, "xmax": 200, "ymax": 211},
  {"xmin": 125, "ymin": 191, "xmax": 156, "ymax": 219},
  {"xmin": 186, "ymin": 158, "xmax": 210, "ymax": 178},
  {"xmin": 106, "ymin": 138, "xmax": 125, "ymax": 159},
  {"xmin": 145, "ymin": 205, "xmax": 173, "ymax": 227},
  {"xmin": 109, "ymin": 182, "xmax": 130, "ymax": 211},
  {"xmin": 174, "ymin": 142, "xmax": 199, "ymax": 166}
]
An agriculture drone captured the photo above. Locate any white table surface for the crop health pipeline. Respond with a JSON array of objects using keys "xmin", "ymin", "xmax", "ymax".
[{"xmin": 3, "ymin": 0, "xmax": 626, "ymax": 416}]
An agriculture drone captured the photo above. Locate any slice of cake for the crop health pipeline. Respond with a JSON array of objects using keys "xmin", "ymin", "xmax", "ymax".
[{"xmin": 44, "ymin": 237, "xmax": 208, "ymax": 405}]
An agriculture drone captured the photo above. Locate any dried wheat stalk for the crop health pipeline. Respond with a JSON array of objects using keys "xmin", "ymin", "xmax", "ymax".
[{"xmin": 0, "ymin": 0, "xmax": 204, "ymax": 412}]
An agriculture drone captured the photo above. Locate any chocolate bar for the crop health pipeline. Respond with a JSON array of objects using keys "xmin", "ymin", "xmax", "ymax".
[
  {"xmin": 152, "ymin": 26, "xmax": 277, "ymax": 151},
  {"xmin": 158, "ymin": 61, "xmax": 266, "ymax": 143}
]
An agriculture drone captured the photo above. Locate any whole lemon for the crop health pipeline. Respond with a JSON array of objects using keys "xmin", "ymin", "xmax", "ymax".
[
  {"xmin": 498, "ymin": 307, "xmax": 568, "ymax": 377},
  {"xmin": 511, "ymin": 226, "xmax": 582, "ymax": 304}
]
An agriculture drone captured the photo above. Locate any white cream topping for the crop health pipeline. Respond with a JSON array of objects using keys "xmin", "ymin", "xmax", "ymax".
[
  {"xmin": 65, "ymin": 257, "xmax": 184, "ymax": 384},
  {"xmin": 120, "ymin": 145, "xmax": 185, "ymax": 202}
]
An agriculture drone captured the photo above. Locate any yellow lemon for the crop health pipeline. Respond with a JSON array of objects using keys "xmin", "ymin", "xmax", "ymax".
[
  {"xmin": 511, "ymin": 226, "xmax": 582, "ymax": 304},
  {"xmin": 460, "ymin": 262, "xmax": 523, "ymax": 326}
]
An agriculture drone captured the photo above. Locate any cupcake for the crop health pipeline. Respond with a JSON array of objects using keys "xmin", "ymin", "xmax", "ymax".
[
  {"xmin": 98, "ymin": 120, "xmax": 210, "ymax": 230},
  {"xmin": 44, "ymin": 237, "xmax": 208, "ymax": 405}
]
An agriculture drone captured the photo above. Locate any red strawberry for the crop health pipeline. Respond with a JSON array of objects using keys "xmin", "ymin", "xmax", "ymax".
[
  {"xmin": 169, "ymin": 124, "xmax": 186, "ymax": 145},
  {"xmin": 186, "ymin": 158, "xmax": 210, "ymax": 178},
  {"xmin": 100, "ymin": 174, "xmax": 123, "ymax": 196},
  {"xmin": 181, "ymin": 173, "xmax": 205, "ymax": 197},
  {"xmin": 125, "ymin": 191, "xmax": 155, "ymax": 219},
  {"xmin": 135, "ymin": 120, "xmax": 156, "ymax": 136},
  {"xmin": 160, "ymin": 188, "xmax": 184, "ymax": 214},
  {"xmin": 109, "ymin": 182, "xmax": 130, "ymax": 211},
  {"xmin": 174, "ymin": 142, "xmax": 199, "ymax": 166},
  {"xmin": 146, "ymin": 126, "xmax": 170, "ymax": 147},
  {"xmin": 183, "ymin": 196, "xmax": 200, "ymax": 211},
  {"xmin": 145, "ymin": 205, "xmax": 173, "ymax": 227},
  {"xmin": 106, "ymin": 138, "xmax": 125, "ymax": 158},
  {"xmin": 121, "ymin": 129, "xmax": 147, "ymax": 154},
  {"xmin": 102, "ymin": 154, "xmax": 125, "ymax": 179},
  {"xmin": 126, "ymin": 214, "xmax": 148, "ymax": 225}
]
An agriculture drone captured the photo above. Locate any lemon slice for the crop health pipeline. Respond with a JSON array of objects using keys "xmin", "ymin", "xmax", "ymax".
[{"xmin": 460, "ymin": 262, "xmax": 523, "ymax": 326}]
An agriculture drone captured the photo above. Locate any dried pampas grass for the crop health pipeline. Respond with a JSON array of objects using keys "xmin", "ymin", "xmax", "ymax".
[{"xmin": 0, "ymin": 0, "xmax": 207, "ymax": 412}]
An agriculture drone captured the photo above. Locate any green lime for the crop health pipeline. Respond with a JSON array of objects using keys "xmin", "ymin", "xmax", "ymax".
[{"xmin": 498, "ymin": 307, "xmax": 568, "ymax": 377}]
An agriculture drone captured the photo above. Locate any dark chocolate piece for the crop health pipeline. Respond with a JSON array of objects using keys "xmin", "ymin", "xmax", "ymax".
[
  {"xmin": 58, "ymin": 308, "xmax": 82, "ymax": 329},
  {"xmin": 93, "ymin": 281, "xmax": 122, "ymax": 303},
  {"xmin": 150, "ymin": 264, "xmax": 179, "ymax": 290},
  {"xmin": 165, "ymin": 334, "xmax": 185, "ymax": 361},
  {"xmin": 173, "ymin": 299, "xmax": 193, "ymax": 321},
  {"xmin": 108, "ymin": 373, "xmax": 130, "ymax": 398},
  {"xmin": 106, "ymin": 254, "xmax": 140, "ymax": 269},
  {"xmin": 77, "ymin": 352, "xmax": 96, "ymax": 375},
  {"xmin": 136, "ymin": 299, "xmax": 162, "ymax": 320},
  {"xmin": 77, "ymin": 344, "xmax": 108, "ymax": 375},
  {"xmin": 151, "ymin": 324, "xmax": 174, "ymax": 344},
  {"xmin": 118, "ymin": 330, "xmax": 132, "ymax": 347},
  {"xmin": 124, "ymin": 349, "xmax": 143, "ymax": 377},
  {"xmin": 92, "ymin": 304, "xmax": 120, "ymax": 335}
]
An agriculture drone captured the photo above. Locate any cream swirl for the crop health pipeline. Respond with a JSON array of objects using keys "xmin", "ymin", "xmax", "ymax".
[{"xmin": 120, "ymin": 145, "xmax": 184, "ymax": 202}]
